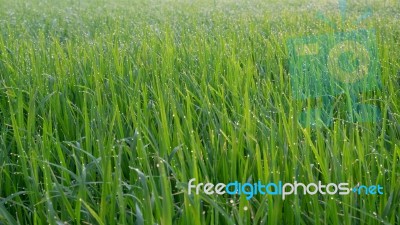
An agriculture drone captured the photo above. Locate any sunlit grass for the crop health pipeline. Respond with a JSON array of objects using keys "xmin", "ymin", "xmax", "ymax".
[{"xmin": 0, "ymin": 0, "xmax": 399, "ymax": 224}]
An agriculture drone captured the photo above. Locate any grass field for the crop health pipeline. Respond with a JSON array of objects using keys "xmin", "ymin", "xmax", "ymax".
[{"xmin": 0, "ymin": 0, "xmax": 399, "ymax": 224}]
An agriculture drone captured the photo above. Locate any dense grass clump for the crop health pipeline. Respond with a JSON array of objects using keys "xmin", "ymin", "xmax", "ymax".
[{"xmin": 0, "ymin": 0, "xmax": 399, "ymax": 224}]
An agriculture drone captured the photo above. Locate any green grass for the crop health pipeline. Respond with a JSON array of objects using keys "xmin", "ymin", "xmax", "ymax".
[{"xmin": 0, "ymin": 0, "xmax": 399, "ymax": 224}]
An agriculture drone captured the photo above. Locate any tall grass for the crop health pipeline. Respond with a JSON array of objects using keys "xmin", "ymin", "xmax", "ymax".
[{"xmin": 0, "ymin": 0, "xmax": 399, "ymax": 224}]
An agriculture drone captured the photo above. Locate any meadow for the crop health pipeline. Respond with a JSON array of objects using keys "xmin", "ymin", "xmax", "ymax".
[{"xmin": 0, "ymin": 0, "xmax": 399, "ymax": 224}]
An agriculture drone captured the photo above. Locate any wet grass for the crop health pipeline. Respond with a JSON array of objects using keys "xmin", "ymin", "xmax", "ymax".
[{"xmin": 0, "ymin": 0, "xmax": 399, "ymax": 224}]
